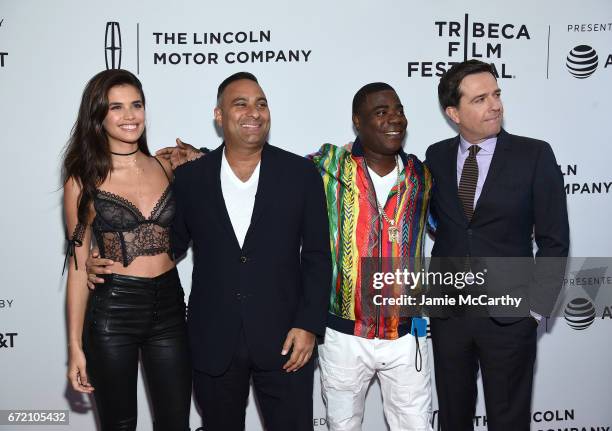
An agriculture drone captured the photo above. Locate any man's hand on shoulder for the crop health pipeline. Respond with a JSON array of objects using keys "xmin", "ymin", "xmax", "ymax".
[
  {"xmin": 281, "ymin": 328, "xmax": 316, "ymax": 373},
  {"xmin": 155, "ymin": 138, "xmax": 204, "ymax": 170}
]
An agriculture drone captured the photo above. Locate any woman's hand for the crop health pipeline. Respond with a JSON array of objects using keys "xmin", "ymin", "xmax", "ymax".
[{"xmin": 67, "ymin": 346, "xmax": 94, "ymax": 393}]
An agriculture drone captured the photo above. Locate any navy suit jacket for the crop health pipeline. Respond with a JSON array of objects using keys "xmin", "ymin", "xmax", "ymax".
[
  {"xmin": 172, "ymin": 143, "xmax": 331, "ymax": 375},
  {"xmin": 426, "ymin": 129, "xmax": 569, "ymax": 320}
]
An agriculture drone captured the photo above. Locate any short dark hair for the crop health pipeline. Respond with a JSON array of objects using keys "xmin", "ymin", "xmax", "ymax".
[
  {"xmin": 352, "ymin": 82, "xmax": 395, "ymax": 115},
  {"xmin": 217, "ymin": 71, "xmax": 258, "ymax": 103},
  {"xmin": 438, "ymin": 60, "xmax": 496, "ymax": 109}
]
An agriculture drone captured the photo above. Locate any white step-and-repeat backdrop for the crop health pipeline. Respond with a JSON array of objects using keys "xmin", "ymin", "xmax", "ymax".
[{"xmin": 1, "ymin": 0, "xmax": 611, "ymax": 429}]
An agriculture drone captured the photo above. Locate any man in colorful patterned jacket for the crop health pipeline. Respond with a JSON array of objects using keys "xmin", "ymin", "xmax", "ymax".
[{"xmin": 308, "ymin": 83, "xmax": 433, "ymax": 431}]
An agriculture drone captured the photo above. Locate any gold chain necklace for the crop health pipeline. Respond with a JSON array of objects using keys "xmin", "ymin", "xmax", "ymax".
[{"xmin": 368, "ymin": 156, "xmax": 402, "ymax": 244}]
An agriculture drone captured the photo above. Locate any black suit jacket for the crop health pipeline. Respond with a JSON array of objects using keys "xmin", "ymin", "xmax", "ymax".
[
  {"xmin": 172, "ymin": 143, "xmax": 331, "ymax": 375},
  {"xmin": 426, "ymin": 129, "xmax": 569, "ymax": 320}
]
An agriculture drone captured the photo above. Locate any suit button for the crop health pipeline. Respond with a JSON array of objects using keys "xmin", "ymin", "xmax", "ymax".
[
  {"xmin": 240, "ymin": 256, "xmax": 248, "ymax": 263},
  {"xmin": 467, "ymin": 229, "xmax": 473, "ymax": 235}
]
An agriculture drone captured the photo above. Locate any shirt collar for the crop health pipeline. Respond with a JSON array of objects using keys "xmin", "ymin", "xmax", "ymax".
[{"xmin": 459, "ymin": 135, "xmax": 497, "ymax": 154}]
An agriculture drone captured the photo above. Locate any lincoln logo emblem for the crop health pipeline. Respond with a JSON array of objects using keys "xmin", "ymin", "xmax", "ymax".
[{"xmin": 105, "ymin": 22, "xmax": 122, "ymax": 69}]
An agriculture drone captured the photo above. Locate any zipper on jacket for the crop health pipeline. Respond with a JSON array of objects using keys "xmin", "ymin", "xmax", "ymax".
[{"xmin": 375, "ymin": 216, "xmax": 382, "ymax": 338}]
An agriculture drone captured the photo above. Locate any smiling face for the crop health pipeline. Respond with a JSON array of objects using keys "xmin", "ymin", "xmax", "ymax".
[
  {"xmin": 353, "ymin": 89, "xmax": 407, "ymax": 156},
  {"xmin": 102, "ymin": 84, "xmax": 145, "ymax": 147},
  {"xmin": 214, "ymin": 78, "xmax": 270, "ymax": 150},
  {"xmin": 445, "ymin": 72, "xmax": 503, "ymax": 144}
]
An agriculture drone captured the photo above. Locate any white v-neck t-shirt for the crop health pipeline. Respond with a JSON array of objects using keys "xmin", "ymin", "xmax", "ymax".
[
  {"xmin": 220, "ymin": 150, "xmax": 261, "ymax": 248},
  {"xmin": 368, "ymin": 165, "xmax": 399, "ymax": 207}
]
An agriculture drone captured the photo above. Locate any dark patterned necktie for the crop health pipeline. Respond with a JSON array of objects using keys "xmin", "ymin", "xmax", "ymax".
[{"xmin": 458, "ymin": 145, "xmax": 481, "ymax": 221}]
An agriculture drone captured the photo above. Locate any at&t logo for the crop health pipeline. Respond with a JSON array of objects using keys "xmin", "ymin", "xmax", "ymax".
[
  {"xmin": 0, "ymin": 332, "xmax": 17, "ymax": 348},
  {"xmin": 105, "ymin": 22, "xmax": 122, "ymax": 69},
  {"xmin": 566, "ymin": 44, "xmax": 612, "ymax": 79},
  {"xmin": 564, "ymin": 297, "xmax": 595, "ymax": 330},
  {"xmin": 566, "ymin": 45, "xmax": 598, "ymax": 78}
]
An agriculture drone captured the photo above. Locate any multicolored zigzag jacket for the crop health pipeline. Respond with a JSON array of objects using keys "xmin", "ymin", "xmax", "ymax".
[{"xmin": 309, "ymin": 139, "xmax": 432, "ymax": 339}]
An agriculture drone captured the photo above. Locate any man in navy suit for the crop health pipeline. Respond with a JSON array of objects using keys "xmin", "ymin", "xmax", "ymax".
[
  {"xmin": 172, "ymin": 72, "xmax": 331, "ymax": 431},
  {"xmin": 426, "ymin": 60, "xmax": 569, "ymax": 430}
]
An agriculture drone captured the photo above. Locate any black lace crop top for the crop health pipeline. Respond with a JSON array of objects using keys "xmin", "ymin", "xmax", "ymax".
[
  {"xmin": 91, "ymin": 184, "xmax": 175, "ymax": 266},
  {"xmin": 65, "ymin": 159, "xmax": 175, "ymax": 270}
]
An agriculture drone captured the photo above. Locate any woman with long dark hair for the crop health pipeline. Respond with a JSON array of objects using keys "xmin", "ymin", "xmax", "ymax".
[{"xmin": 62, "ymin": 69, "xmax": 190, "ymax": 430}]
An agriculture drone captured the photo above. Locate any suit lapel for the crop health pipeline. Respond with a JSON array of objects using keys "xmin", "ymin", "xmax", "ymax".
[
  {"xmin": 207, "ymin": 144, "xmax": 241, "ymax": 249},
  {"xmin": 445, "ymin": 136, "xmax": 466, "ymax": 223},
  {"xmin": 243, "ymin": 143, "xmax": 274, "ymax": 247},
  {"xmin": 472, "ymin": 129, "xmax": 512, "ymax": 219}
]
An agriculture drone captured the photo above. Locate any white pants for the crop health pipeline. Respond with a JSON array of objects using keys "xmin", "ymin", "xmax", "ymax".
[{"xmin": 319, "ymin": 328, "xmax": 433, "ymax": 431}]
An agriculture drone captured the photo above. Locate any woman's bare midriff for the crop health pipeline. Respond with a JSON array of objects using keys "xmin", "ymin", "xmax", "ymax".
[{"xmin": 107, "ymin": 253, "xmax": 175, "ymax": 278}]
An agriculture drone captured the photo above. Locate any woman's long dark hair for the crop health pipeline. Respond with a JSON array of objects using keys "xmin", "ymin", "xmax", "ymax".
[{"xmin": 62, "ymin": 69, "xmax": 150, "ymax": 225}]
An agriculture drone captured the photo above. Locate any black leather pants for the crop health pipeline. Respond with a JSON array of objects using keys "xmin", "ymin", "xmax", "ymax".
[{"xmin": 83, "ymin": 268, "xmax": 191, "ymax": 431}]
